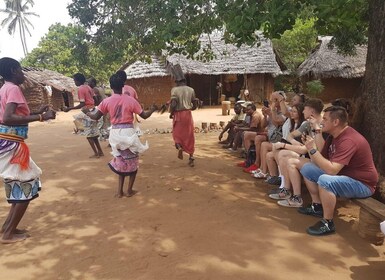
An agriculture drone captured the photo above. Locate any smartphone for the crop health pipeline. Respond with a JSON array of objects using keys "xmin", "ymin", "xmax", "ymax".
[{"xmin": 263, "ymin": 100, "xmax": 269, "ymax": 107}]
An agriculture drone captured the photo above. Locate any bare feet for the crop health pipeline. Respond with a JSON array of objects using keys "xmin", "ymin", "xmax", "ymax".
[
  {"xmin": 178, "ymin": 148, "xmax": 183, "ymax": 160},
  {"xmin": 89, "ymin": 154, "xmax": 100, "ymax": 158},
  {"xmin": 114, "ymin": 193, "xmax": 124, "ymax": 198},
  {"xmin": 125, "ymin": 190, "xmax": 138, "ymax": 197},
  {"xmin": 1, "ymin": 233, "xmax": 28, "ymax": 244},
  {"xmin": 98, "ymin": 152, "xmax": 105, "ymax": 157}
]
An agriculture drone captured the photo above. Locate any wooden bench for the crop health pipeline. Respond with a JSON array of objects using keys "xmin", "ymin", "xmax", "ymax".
[{"xmin": 352, "ymin": 197, "xmax": 385, "ymax": 245}]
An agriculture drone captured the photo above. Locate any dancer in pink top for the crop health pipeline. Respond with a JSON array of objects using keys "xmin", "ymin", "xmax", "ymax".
[
  {"xmin": 85, "ymin": 73, "xmax": 157, "ymax": 197},
  {"xmin": 63, "ymin": 73, "xmax": 104, "ymax": 158},
  {"xmin": 116, "ymin": 70, "xmax": 139, "ymax": 100},
  {"xmin": 0, "ymin": 57, "xmax": 56, "ymax": 244}
]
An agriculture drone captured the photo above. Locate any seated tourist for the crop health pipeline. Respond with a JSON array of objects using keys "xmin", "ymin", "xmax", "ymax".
[
  {"xmin": 267, "ymin": 98, "xmax": 325, "ymax": 208},
  {"xmin": 242, "ymin": 93, "xmax": 286, "ymax": 172},
  {"xmin": 228, "ymin": 103, "xmax": 263, "ymax": 152},
  {"xmin": 299, "ymin": 105, "xmax": 378, "ymax": 235},
  {"xmin": 261, "ymin": 103, "xmax": 305, "ymax": 181},
  {"xmin": 218, "ymin": 102, "xmax": 245, "ymax": 145},
  {"xmin": 249, "ymin": 98, "xmax": 287, "ymax": 177}
]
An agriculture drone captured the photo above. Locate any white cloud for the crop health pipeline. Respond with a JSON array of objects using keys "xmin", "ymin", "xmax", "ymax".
[{"xmin": 0, "ymin": 0, "xmax": 73, "ymax": 60}]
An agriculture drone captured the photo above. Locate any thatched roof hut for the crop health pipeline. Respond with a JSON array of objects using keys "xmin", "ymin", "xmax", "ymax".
[
  {"xmin": 124, "ymin": 32, "xmax": 284, "ymax": 107},
  {"xmin": 297, "ymin": 36, "xmax": 367, "ymax": 101},
  {"xmin": 298, "ymin": 36, "xmax": 367, "ymax": 79},
  {"xmin": 21, "ymin": 67, "xmax": 76, "ymax": 111},
  {"xmin": 167, "ymin": 32, "xmax": 283, "ymax": 75},
  {"xmin": 124, "ymin": 56, "xmax": 169, "ymax": 80}
]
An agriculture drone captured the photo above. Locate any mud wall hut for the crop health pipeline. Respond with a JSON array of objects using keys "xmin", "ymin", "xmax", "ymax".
[
  {"xmin": 167, "ymin": 32, "xmax": 282, "ymax": 105},
  {"xmin": 123, "ymin": 32, "xmax": 284, "ymax": 107},
  {"xmin": 21, "ymin": 67, "xmax": 76, "ymax": 111},
  {"xmin": 297, "ymin": 36, "xmax": 367, "ymax": 102},
  {"xmin": 124, "ymin": 57, "xmax": 173, "ymax": 108}
]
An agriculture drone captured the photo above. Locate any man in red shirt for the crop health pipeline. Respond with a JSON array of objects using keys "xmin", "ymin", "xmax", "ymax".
[{"xmin": 299, "ymin": 106, "xmax": 378, "ymax": 235}]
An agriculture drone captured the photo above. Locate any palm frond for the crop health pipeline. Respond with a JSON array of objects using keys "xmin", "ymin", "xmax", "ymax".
[{"xmin": 7, "ymin": 18, "xmax": 18, "ymax": 35}]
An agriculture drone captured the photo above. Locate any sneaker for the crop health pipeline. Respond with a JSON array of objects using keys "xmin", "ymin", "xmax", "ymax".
[
  {"xmin": 264, "ymin": 175, "xmax": 272, "ymax": 182},
  {"xmin": 306, "ymin": 219, "xmax": 336, "ymax": 236},
  {"xmin": 251, "ymin": 169, "xmax": 262, "ymax": 175},
  {"xmin": 252, "ymin": 171, "xmax": 268, "ymax": 179},
  {"xmin": 277, "ymin": 195, "xmax": 303, "ymax": 208},
  {"xmin": 298, "ymin": 204, "xmax": 323, "ymax": 218},
  {"xmin": 268, "ymin": 188, "xmax": 291, "ymax": 200},
  {"xmin": 243, "ymin": 164, "xmax": 258, "ymax": 173},
  {"xmin": 266, "ymin": 176, "xmax": 282, "ymax": 186},
  {"xmin": 268, "ymin": 187, "xmax": 283, "ymax": 195},
  {"xmin": 236, "ymin": 161, "xmax": 247, "ymax": 167}
]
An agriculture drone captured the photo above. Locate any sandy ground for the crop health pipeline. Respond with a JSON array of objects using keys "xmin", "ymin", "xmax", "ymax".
[{"xmin": 0, "ymin": 107, "xmax": 385, "ymax": 280}]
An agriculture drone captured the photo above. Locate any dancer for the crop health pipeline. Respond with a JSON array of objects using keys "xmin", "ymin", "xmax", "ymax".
[
  {"xmin": 85, "ymin": 73, "xmax": 157, "ymax": 197},
  {"xmin": 63, "ymin": 73, "xmax": 104, "ymax": 158},
  {"xmin": 170, "ymin": 78, "xmax": 199, "ymax": 167},
  {"xmin": 116, "ymin": 70, "xmax": 139, "ymax": 100},
  {"xmin": 0, "ymin": 57, "xmax": 56, "ymax": 243},
  {"xmin": 88, "ymin": 77, "xmax": 109, "ymax": 140}
]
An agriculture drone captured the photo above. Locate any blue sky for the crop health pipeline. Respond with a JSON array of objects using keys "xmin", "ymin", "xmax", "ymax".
[{"xmin": 0, "ymin": 0, "xmax": 72, "ymax": 60}]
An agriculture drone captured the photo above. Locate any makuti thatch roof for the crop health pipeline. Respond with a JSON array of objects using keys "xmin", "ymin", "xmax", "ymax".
[
  {"xmin": 124, "ymin": 32, "xmax": 284, "ymax": 78},
  {"xmin": 167, "ymin": 32, "xmax": 283, "ymax": 75},
  {"xmin": 22, "ymin": 67, "xmax": 76, "ymax": 92},
  {"xmin": 297, "ymin": 36, "xmax": 367, "ymax": 79},
  {"xmin": 124, "ymin": 56, "xmax": 169, "ymax": 79}
]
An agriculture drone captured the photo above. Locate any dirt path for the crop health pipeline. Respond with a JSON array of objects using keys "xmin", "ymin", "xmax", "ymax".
[{"xmin": 0, "ymin": 108, "xmax": 384, "ymax": 280}]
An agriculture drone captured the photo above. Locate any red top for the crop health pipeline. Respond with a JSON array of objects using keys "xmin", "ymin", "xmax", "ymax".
[
  {"xmin": 123, "ymin": 85, "xmax": 139, "ymax": 100},
  {"xmin": 321, "ymin": 126, "xmax": 378, "ymax": 192},
  {"xmin": 78, "ymin": 85, "xmax": 95, "ymax": 107}
]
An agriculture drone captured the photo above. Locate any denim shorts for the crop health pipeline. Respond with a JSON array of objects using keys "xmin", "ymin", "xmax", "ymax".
[{"xmin": 300, "ymin": 163, "xmax": 372, "ymax": 198}]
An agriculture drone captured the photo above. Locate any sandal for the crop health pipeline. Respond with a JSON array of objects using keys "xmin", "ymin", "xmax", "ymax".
[
  {"xmin": 188, "ymin": 157, "xmax": 195, "ymax": 167},
  {"xmin": 177, "ymin": 148, "xmax": 183, "ymax": 160}
]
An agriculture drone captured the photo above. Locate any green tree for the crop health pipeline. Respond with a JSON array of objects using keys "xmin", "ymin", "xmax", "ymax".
[
  {"xmin": 22, "ymin": 23, "xmax": 120, "ymax": 84},
  {"xmin": 272, "ymin": 17, "xmax": 318, "ymax": 92},
  {"xmin": 273, "ymin": 18, "xmax": 318, "ymax": 73},
  {"xmin": 68, "ymin": 0, "xmax": 385, "ymax": 196},
  {"xmin": 0, "ymin": 0, "xmax": 39, "ymax": 56}
]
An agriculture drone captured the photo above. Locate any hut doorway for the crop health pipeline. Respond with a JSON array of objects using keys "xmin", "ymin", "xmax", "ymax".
[
  {"xmin": 187, "ymin": 74, "xmax": 244, "ymax": 106},
  {"xmin": 188, "ymin": 74, "xmax": 220, "ymax": 106}
]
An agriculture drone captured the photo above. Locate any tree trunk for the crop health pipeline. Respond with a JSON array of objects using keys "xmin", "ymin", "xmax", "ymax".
[{"xmin": 357, "ymin": 0, "xmax": 385, "ymax": 201}]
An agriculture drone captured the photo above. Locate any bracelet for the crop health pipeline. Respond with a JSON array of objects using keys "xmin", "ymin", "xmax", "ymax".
[
  {"xmin": 38, "ymin": 114, "xmax": 43, "ymax": 122},
  {"xmin": 283, "ymin": 143, "xmax": 286, "ymax": 149}
]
